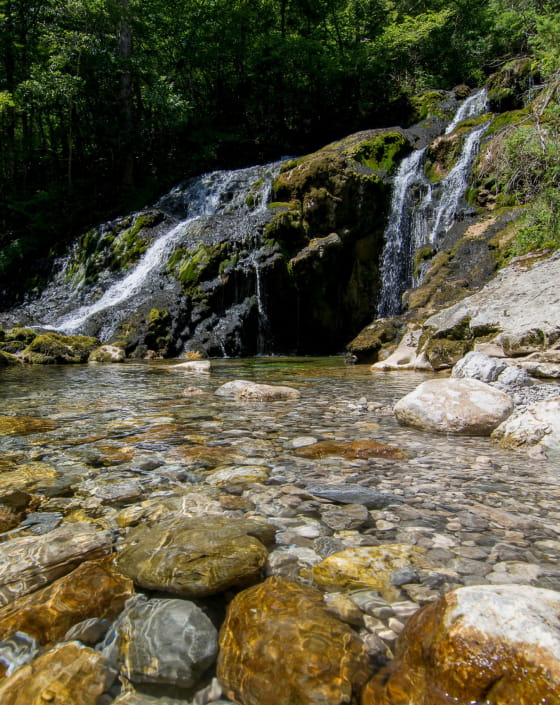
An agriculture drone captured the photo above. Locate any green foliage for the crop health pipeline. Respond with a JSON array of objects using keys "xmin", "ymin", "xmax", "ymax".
[{"xmin": 351, "ymin": 132, "xmax": 409, "ymax": 174}]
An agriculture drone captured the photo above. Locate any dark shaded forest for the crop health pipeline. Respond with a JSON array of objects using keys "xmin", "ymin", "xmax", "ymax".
[{"xmin": 1, "ymin": 0, "xmax": 559, "ymax": 291}]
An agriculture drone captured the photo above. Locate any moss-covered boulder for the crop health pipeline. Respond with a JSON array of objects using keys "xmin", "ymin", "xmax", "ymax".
[
  {"xmin": 21, "ymin": 333, "xmax": 99, "ymax": 364},
  {"xmin": 346, "ymin": 317, "xmax": 403, "ymax": 363},
  {"xmin": 0, "ymin": 351, "xmax": 20, "ymax": 365}
]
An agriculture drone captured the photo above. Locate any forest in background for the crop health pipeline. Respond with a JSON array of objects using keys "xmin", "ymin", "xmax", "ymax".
[{"xmin": 1, "ymin": 0, "xmax": 559, "ymax": 292}]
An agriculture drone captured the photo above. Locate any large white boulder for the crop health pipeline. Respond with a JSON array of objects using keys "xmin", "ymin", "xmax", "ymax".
[{"xmin": 394, "ymin": 378, "xmax": 513, "ymax": 435}]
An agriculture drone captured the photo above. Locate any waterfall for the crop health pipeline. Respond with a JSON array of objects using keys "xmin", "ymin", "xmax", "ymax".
[
  {"xmin": 40, "ymin": 162, "xmax": 281, "ymax": 338},
  {"xmin": 377, "ymin": 90, "xmax": 488, "ymax": 317}
]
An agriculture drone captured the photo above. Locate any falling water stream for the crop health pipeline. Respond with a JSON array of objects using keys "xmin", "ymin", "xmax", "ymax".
[{"xmin": 377, "ymin": 90, "xmax": 488, "ymax": 318}]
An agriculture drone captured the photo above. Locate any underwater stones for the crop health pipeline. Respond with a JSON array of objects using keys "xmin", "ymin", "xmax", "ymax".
[
  {"xmin": 103, "ymin": 595, "xmax": 217, "ymax": 689},
  {"xmin": 0, "ymin": 461, "xmax": 59, "ymax": 493},
  {"xmin": 217, "ymin": 576, "xmax": 371, "ymax": 705},
  {"xmin": 0, "ymin": 522, "xmax": 113, "ymax": 606},
  {"xmin": 116, "ymin": 515, "xmax": 274, "ymax": 597},
  {"xmin": 89, "ymin": 344, "xmax": 126, "ymax": 362},
  {"xmin": 0, "ymin": 641, "xmax": 116, "ymax": 705},
  {"xmin": 305, "ymin": 484, "xmax": 399, "ymax": 509},
  {"xmin": 21, "ymin": 332, "xmax": 99, "ymax": 364},
  {"xmin": 295, "ymin": 439, "xmax": 406, "ymax": 461},
  {"xmin": 205, "ymin": 465, "xmax": 270, "ymax": 487},
  {"xmin": 0, "ymin": 558, "xmax": 133, "ymax": 646},
  {"xmin": 361, "ymin": 585, "xmax": 560, "ymax": 705},
  {"xmin": 0, "ymin": 631, "xmax": 41, "ymax": 678},
  {"xmin": 394, "ymin": 378, "xmax": 513, "ymax": 435},
  {"xmin": 0, "ymin": 490, "xmax": 30, "ymax": 533},
  {"xmin": 492, "ymin": 397, "xmax": 560, "ymax": 458},
  {"xmin": 0, "ymin": 415, "xmax": 57, "ymax": 436},
  {"xmin": 312, "ymin": 545, "xmax": 429, "ymax": 601}
]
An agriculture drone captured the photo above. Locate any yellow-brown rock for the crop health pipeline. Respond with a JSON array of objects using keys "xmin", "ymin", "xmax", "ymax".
[
  {"xmin": 116, "ymin": 515, "xmax": 274, "ymax": 598},
  {"xmin": 217, "ymin": 576, "xmax": 371, "ymax": 705},
  {"xmin": 0, "ymin": 557, "xmax": 133, "ymax": 646},
  {"xmin": 0, "ymin": 642, "xmax": 116, "ymax": 704},
  {"xmin": 295, "ymin": 439, "xmax": 406, "ymax": 461},
  {"xmin": 313, "ymin": 545, "xmax": 428, "ymax": 602},
  {"xmin": 362, "ymin": 585, "xmax": 560, "ymax": 705},
  {"xmin": 0, "ymin": 416, "xmax": 57, "ymax": 436}
]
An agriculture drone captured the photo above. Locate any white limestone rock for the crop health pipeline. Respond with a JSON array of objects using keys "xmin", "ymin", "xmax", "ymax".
[{"xmin": 394, "ymin": 378, "xmax": 513, "ymax": 435}]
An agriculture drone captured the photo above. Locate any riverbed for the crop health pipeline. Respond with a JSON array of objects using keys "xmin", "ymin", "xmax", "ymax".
[{"xmin": 1, "ymin": 357, "xmax": 559, "ymax": 595}]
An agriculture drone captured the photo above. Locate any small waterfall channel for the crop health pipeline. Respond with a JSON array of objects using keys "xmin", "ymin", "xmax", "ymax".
[
  {"xmin": 377, "ymin": 90, "xmax": 488, "ymax": 318},
  {"xmin": 36, "ymin": 162, "xmax": 281, "ymax": 341}
]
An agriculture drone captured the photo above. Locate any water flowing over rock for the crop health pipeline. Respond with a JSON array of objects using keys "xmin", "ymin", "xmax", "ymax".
[
  {"xmin": 102, "ymin": 595, "xmax": 218, "ymax": 689},
  {"xmin": 0, "ymin": 523, "xmax": 113, "ymax": 606},
  {"xmin": 394, "ymin": 378, "xmax": 513, "ymax": 435},
  {"xmin": 362, "ymin": 585, "xmax": 560, "ymax": 705},
  {"xmin": 0, "ymin": 558, "xmax": 133, "ymax": 646},
  {"xmin": 0, "ymin": 642, "xmax": 117, "ymax": 704},
  {"xmin": 377, "ymin": 90, "xmax": 488, "ymax": 317},
  {"xmin": 116, "ymin": 515, "xmax": 274, "ymax": 597},
  {"xmin": 217, "ymin": 576, "xmax": 371, "ymax": 705}
]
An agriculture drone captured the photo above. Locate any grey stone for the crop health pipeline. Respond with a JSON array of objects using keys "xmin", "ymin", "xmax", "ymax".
[
  {"xmin": 306, "ymin": 484, "xmax": 399, "ymax": 509},
  {"xmin": 0, "ymin": 631, "xmax": 42, "ymax": 676},
  {"xmin": 102, "ymin": 595, "xmax": 218, "ymax": 688},
  {"xmin": 452, "ymin": 352, "xmax": 507, "ymax": 383}
]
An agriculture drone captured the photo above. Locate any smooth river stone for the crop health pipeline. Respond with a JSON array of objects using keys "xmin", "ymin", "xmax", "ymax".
[
  {"xmin": 103, "ymin": 595, "xmax": 218, "ymax": 688},
  {"xmin": 116, "ymin": 515, "xmax": 274, "ymax": 597},
  {"xmin": 0, "ymin": 642, "xmax": 116, "ymax": 705},
  {"xmin": 305, "ymin": 483, "xmax": 399, "ymax": 509},
  {"xmin": 0, "ymin": 557, "xmax": 133, "ymax": 646},
  {"xmin": 217, "ymin": 576, "xmax": 371, "ymax": 705},
  {"xmin": 312, "ymin": 545, "xmax": 429, "ymax": 602},
  {"xmin": 394, "ymin": 378, "xmax": 513, "ymax": 435},
  {"xmin": 215, "ymin": 380, "xmax": 300, "ymax": 401},
  {"xmin": 0, "ymin": 522, "xmax": 113, "ymax": 606},
  {"xmin": 295, "ymin": 439, "xmax": 406, "ymax": 461},
  {"xmin": 362, "ymin": 585, "xmax": 560, "ymax": 705},
  {"xmin": 205, "ymin": 464, "xmax": 270, "ymax": 486}
]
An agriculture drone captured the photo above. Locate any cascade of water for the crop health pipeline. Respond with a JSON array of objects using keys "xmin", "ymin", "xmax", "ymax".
[
  {"xmin": 46, "ymin": 162, "xmax": 281, "ymax": 336},
  {"xmin": 376, "ymin": 90, "xmax": 488, "ymax": 318},
  {"xmin": 376, "ymin": 149, "xmax": 428, "ymax": 318},
  {"xmin": 445, "ymin": 89, "xmax": 488, "ymax": 135}
]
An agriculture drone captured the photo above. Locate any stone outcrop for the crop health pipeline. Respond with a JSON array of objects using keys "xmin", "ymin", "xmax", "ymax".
[
  {"xmin": 0, "ymin": 558, "xmax": 133, "ymax": 646},
  {"xmin": 103, "ymin": 595, "xmax": 218, "ymax": 689},
  {"xmin": 422, "ymin": 251, "xmax": 560, "ymax": 359},
  {"xmin": 394, "ymin": 378, "xmax": 513, "ymax": 435},
  {"xmin": 362, "ymin": 584, "xmax": 560, "ymax": 705},
  {"xmin": 492, "ymin": 397, "xmax": 560, "ymax": 458},
  {"xmin": 0, "ymin": 523, "xmax": 113, "ymax": 606},
  {"xmin": 89, "ymin": 344, "xmax": 125, "ymax": 362},
  {"xmin": 0, "ymin": 642, "xmax": 116, "ymax": 704},
  {"xmin": 217, "ymin": 576, "xmax": 371, "ymax": 705},
  {"xmin": 116, "ymin": 515, "xmax": 274, "ymax": 597}
]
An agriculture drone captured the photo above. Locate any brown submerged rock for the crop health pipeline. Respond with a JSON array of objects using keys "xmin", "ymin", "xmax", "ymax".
[
  {"xmin": 0, "ymin": 642, "xmax": 116, "ymax": 704},
  {"xmin": 295, "ymin": 439, "xmax": 406, "ymax": 461},
  {"xmin": 0, "ymin": 557, "xmax": 133, "ymax": 646},
  {"xmin": 362, "ymin": 584, "xmax": 560, "ymax": 705},
  {"xmin": 116, "ymin": 515, "xmax": 274, "ymax": 598},
  {"xmin": 0, "ymin": 415, "xmax": 57, "ymax": 436},
  {"xmin": 217, "ymin": 576, "xmax": 371, "ymax": 705},
  {"xmin": 0, "ymin": 522, "xmax": 113, "ymax": 606}
]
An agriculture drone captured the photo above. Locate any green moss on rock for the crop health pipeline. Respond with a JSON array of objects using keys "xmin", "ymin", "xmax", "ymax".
[
  {"xmin": 410, "ymin": 90, "xmax": 452, "ymax": 122},
  {"xmin": 22, "ymin": 333, "xmax": 99, "ymax": 364}
]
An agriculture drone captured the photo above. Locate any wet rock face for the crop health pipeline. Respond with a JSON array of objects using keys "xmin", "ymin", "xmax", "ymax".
[
  {"xmin": 116, "ymin": 515, "xmax": 274, "ymax": 598},
  {"xmin": 103, "ymin": 595, "xmax": 218, "ymax": 689},
  {"xmin": 394, "ymin": 378, "xmax": 513, "ymax": 435},
  {"xmin": 0, "ymin": 523, "xmax": 113, "ymax": 606},
  {"xmin": 0, "ymin": 558, "xmax": 133, "ymax": 646},
  {"xmin": 217, "ymin": 576, "xmax": 371, "ymax": 705},
  {"xmin": 0, "ymin": 641, "xmax": 116, "ymax": 705},
  {"xmin": 362, "ymin": 585, "xmax": 560, "ymax": 705}
]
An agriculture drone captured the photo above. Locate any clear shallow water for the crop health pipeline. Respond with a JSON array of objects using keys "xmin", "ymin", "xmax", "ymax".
[{"xmin": 1, "ymin": 357, "xmax": 558, "ymax": 494}]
